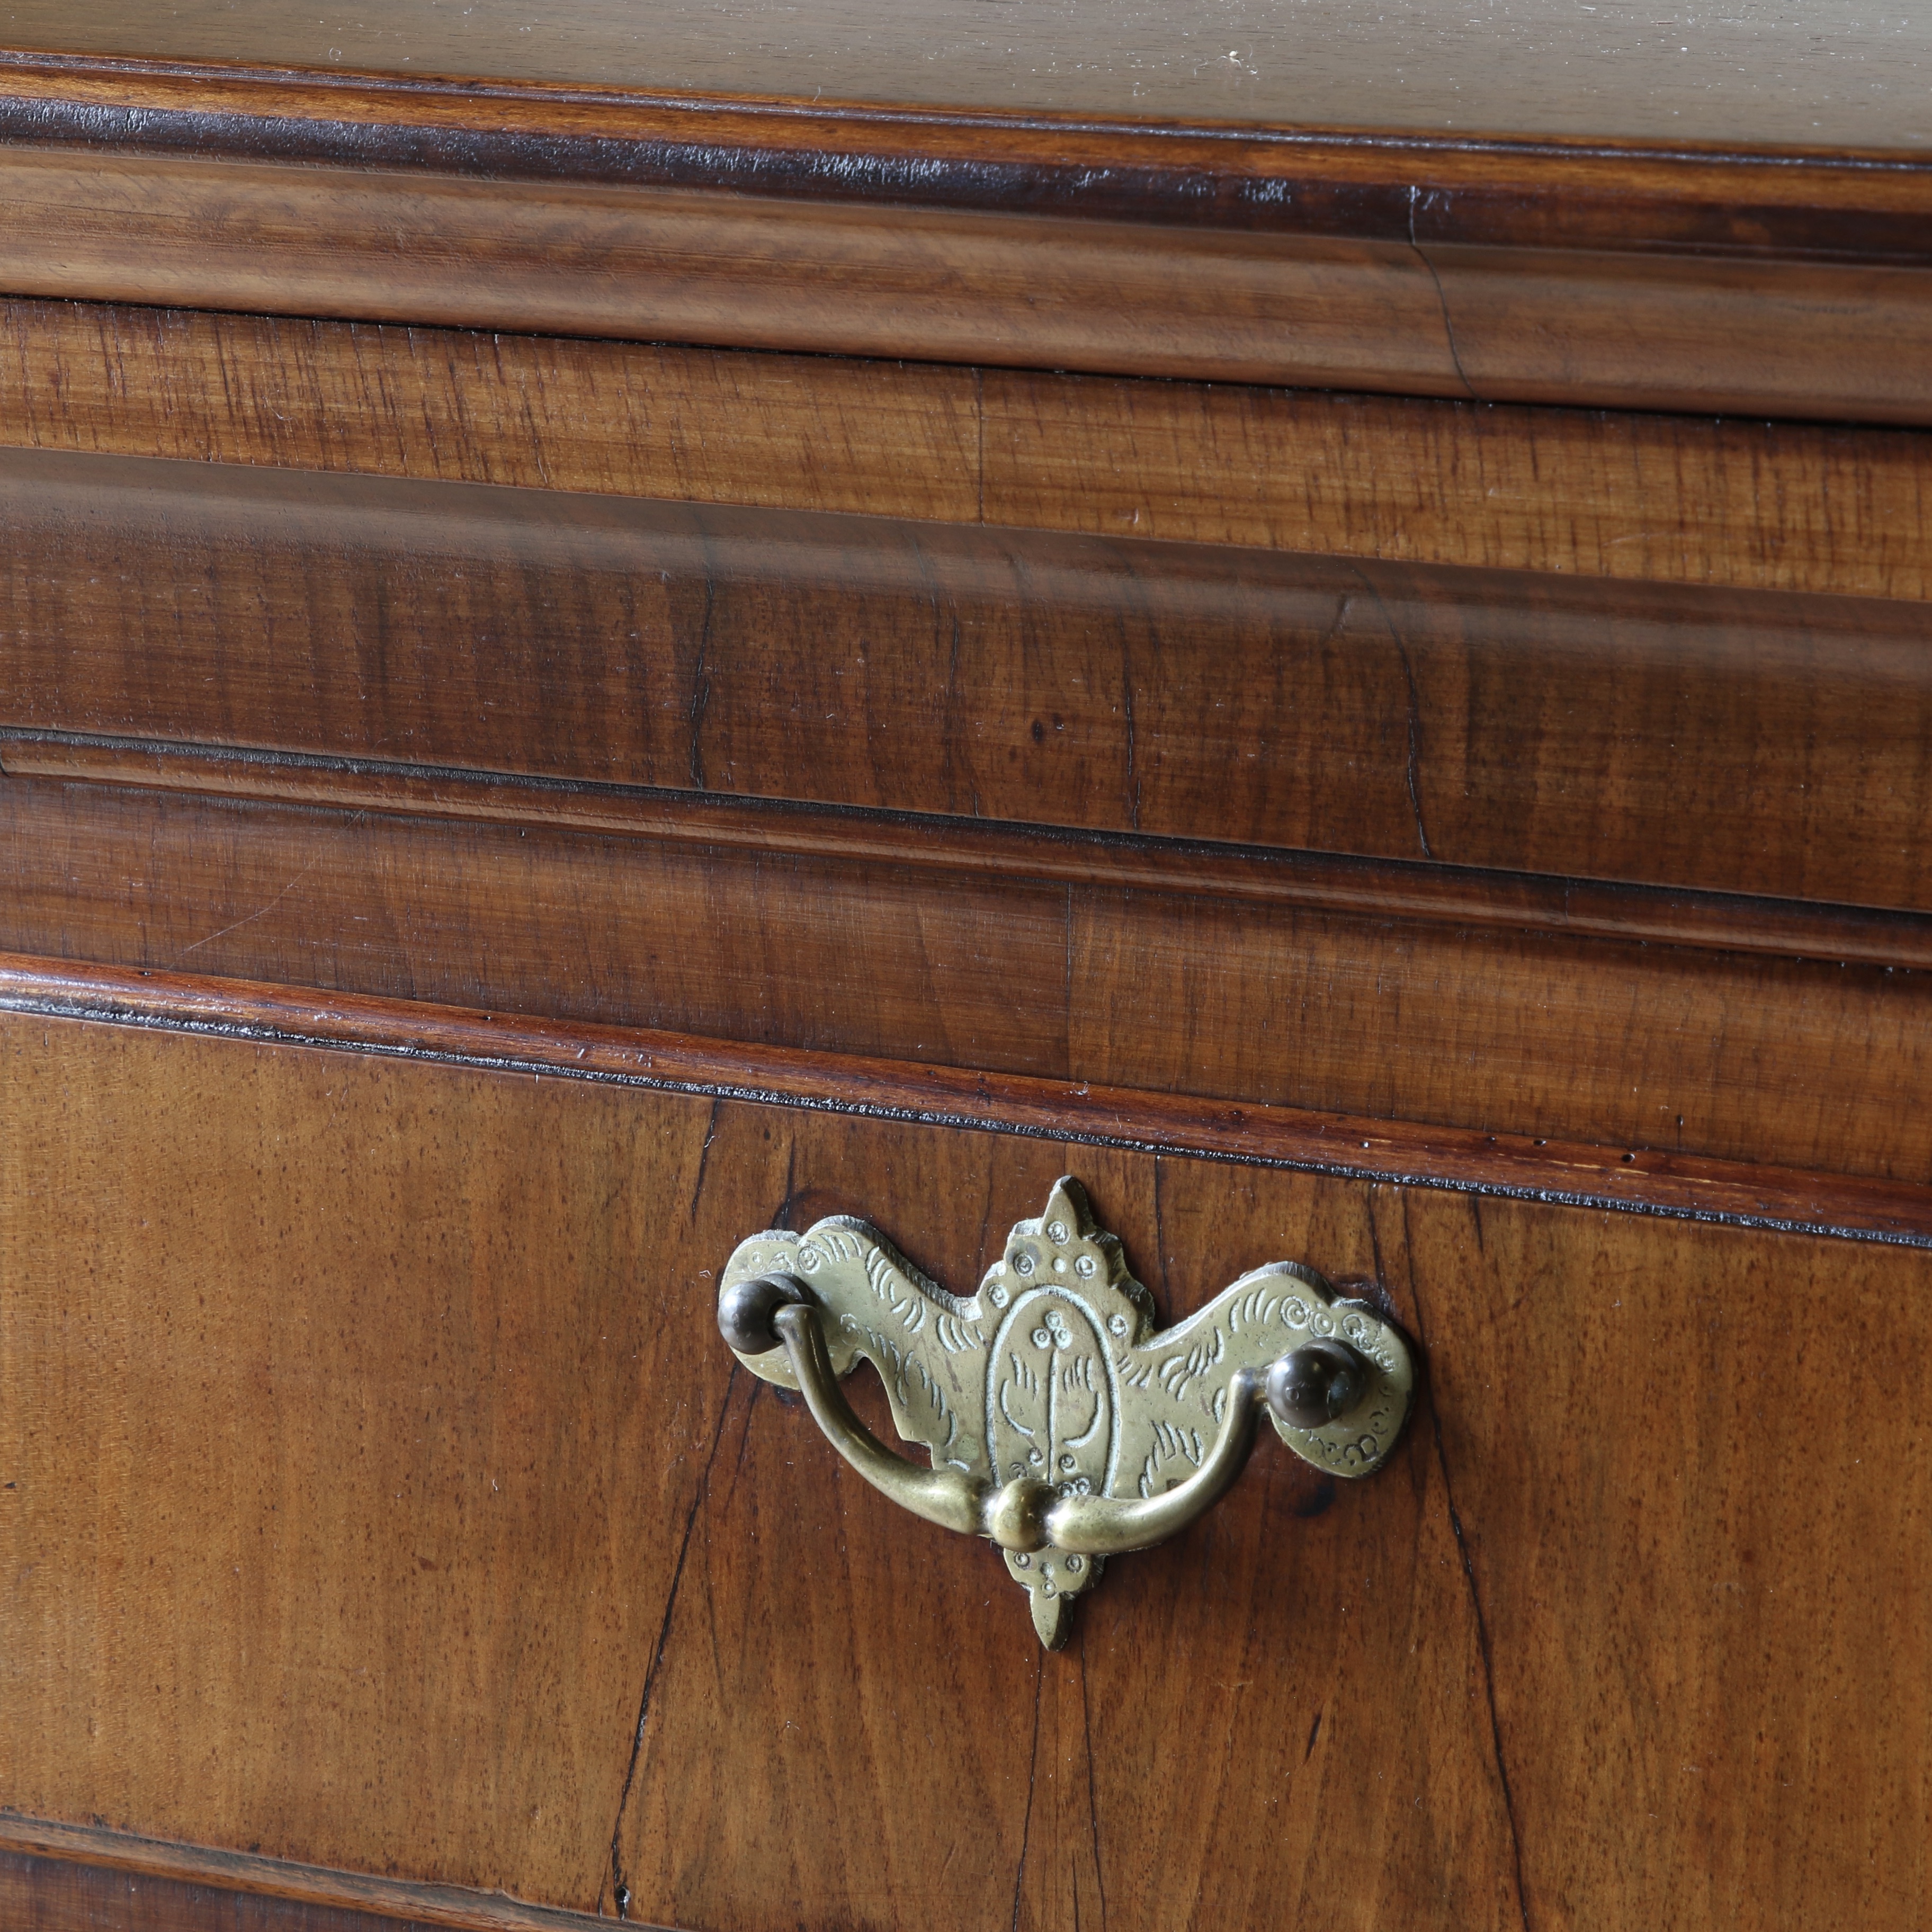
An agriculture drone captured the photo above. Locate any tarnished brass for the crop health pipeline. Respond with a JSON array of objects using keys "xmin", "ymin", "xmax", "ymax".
[{"xmin": 716, "ymin": 1175, "xmax": 1415, "ymax": 1648}]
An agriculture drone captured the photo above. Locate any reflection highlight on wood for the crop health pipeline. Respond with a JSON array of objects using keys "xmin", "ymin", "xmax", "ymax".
[
  {"xmin": 0, "ymin": 298, "xmax": 978, "ymax": 522},
  {"xmin": 6, "ymin": 445, "xmax": 1932, "ymax": 909},
  {"xmin": 0, "ymin": 144, "xmax": 1462, "ymax": 395},
  {"xmin": 0, "ymin": 1827, "xmax": 621, "ymax": 1932},
  {"xmin": 982, "ymin": 368, "xmax": 1932, "ymax": 601},
  {"xmin": 3, "ymin": 297, "xmax": 1930, "ymax": 600}
]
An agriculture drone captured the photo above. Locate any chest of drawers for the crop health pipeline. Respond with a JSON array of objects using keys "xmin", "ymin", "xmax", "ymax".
[{"xmin": 2, "ymin": 8, "xmax": 1930, "ymax": 1929}]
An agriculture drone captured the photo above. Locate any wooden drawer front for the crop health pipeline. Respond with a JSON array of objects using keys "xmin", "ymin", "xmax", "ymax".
[{"xmin": 4, "ymin": 1009, "xmax": 1928, "ymax": 1931}]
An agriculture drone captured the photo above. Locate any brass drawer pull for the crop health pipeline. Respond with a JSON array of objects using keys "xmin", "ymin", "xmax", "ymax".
[{"xmin": 717, "ymin": 1177, "xmax": 1415, "ymax": 1647}]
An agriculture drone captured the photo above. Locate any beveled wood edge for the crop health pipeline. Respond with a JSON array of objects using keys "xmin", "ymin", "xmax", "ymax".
[
  {"xmin": 0, "ymin": 1815, "xmax": 639, "ymax": 1929},
  {"xmin": 1, "ymin": 80, "xmax": 1930, "ymax": 413},
  {"xmin": 0, "ymin": 139, "xmax": 1474, "ymax": 399},
  {"xmin": 8, "ymin": 731, "xmax": 1930, "ymax": 971},
  {"xmin": 4, "ymin": 951, "xmax": 1929, "ymax": 1248}
]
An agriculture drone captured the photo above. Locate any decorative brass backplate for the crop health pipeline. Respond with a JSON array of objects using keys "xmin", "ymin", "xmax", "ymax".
[{"xmin": 718, "ymin": 1176, "xmax": 1415, "ymax": 1648}]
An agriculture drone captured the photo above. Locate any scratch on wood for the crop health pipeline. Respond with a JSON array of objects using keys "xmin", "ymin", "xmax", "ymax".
[
  {"xmin": 687, "ymin": 1095, "xmax": 721, "ymax": 1223},
  {"xmin": 1078, "ymin": 1636, "xmax": 1109, "ymax": 1929},
  {"xmin": 686, "ymin": 566, "xmax": 716, "ymax": 791},
  {"xmin": 1346, "ymin": 561, "xmax": 1435, "ymax": 859},
  {"xmin": 1008, "ymin": 1658, "xmax": 1045, "ymax": 1932},
  {"xmin": 1408, "ymin": 185, "xmax": 1477, "ymax": 399},
  {"xmin": 1398, "ymin": 1192, "xmax": 1533, "ymax": 1932},
  {"xmin": 177, "ymin": 849, "xmax": 327, "ymax": 955},
  {"xmin": 606, "ymin": 1364, "xmax": 741, "ymax": 1921}
]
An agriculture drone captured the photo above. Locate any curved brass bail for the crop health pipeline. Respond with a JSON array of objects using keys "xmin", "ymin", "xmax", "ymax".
[
  {"xmin": 766, "ymin": 1298, "xmax": 1275, "ymax": 1557},
  {"xmin": 715, "ymin": 1176, "xmax": 1416, "ymax": 1648},
  {"xmin": 771, "ymin": 1300, "xmax": 985, "ymax": 1537}
]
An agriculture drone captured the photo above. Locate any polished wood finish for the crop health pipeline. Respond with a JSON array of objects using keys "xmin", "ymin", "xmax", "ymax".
[
  {"xmin": 1380, "ymin": 1185, "xmax": 1932, "ymax": 1931},
  {"xmin": 7, "ymin": 297, "xmax": 1931, "ymax": 602},
  {"xmin": 10, "ymin": 951, "xmax": 1932, "ymax": 1246},
  {"xmin": 1426, "ymin": 244, "xmax": 1932, "ymax": 420},
  {"xmin": 6, "ymin": 446, "xmax": 1932, "ymax": 910},
  {"xmin": 0, "ymin": 1015, "xmax": 672, "ymax": 1911},
  {"xmin": 0, "ymin": 144, "xmax": 1468, "ymax": 398},
  {"xmin": 0, "ymin": 300, "xmax": 978, "ymax": 524},
  {"xmin": 0, "ymin": 120, "xmax": 1926, "ymax": 412},
  {"xmin": 19, "ymin": 733, "xmax": 1932, "ymax": 973},
  {"xmin": 0, "ymin": 1830, "xmax": 613, "ymax": 1932},
  {"xmin": 4, "ymin": 776, "xmax": 1931, "ymax": 1184},
  {"xmin": 5, "ymin": 1013, "xmax": 1929, "ymax": 1930},
  {"xmin": 983, "ymin": 368, "xmax": 1932, "ymax": 602},
  {"xmin": 5, "ymin": 18, "xmax": 1930, "ymax": 1927}
]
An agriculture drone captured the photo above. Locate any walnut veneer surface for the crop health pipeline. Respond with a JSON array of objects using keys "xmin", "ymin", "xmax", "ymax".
[
  {"xmin": 2, "ymin": 15, "xmax": 1931, "ymax": 1932},
  {"xmin": 6, "ymin": 1016, "xmax": 1931, "ymax": 1932}
]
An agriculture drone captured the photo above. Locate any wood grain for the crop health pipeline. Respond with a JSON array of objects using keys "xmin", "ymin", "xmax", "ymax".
[
  {"xmin": 6, "ymin": 1012, "xmax": 1930, "ymax": 1928},
  {"xmin": 0, "ymin": 143, "xmax": 1466, "ymax": 397},
  {"xmin": 1387, "ymin": 1186, "xmax": 1932, "ymax": 1928},
  {"xmin": 0, "ymin": 300, "xmax": 979, "ymax": 523},
  {"xmin": 0, "ymin": 128, "xmax": 1927, "ymax": 414},
  {"xmin": 0, "ymin": 1017, "xmax": 718, "ymax": 1911},
  {"xmin": 1424, "ymin": 243, "xmax": 1932, "ymax": 421},
  {"xmin": 8, "ymin": 297, "xmax": 1932, "ymax": 601},
  {"xmin": 980, "ymin": 366, "xmax": 1932, "ymax": 602},
  {"xmin": 6, "ymin": 775, "xmax": 1932, "ymax": 1183},
  {"xmin": 6, "ymin": 445, "xmax": 1932, "ymax": 910},
  {"xmin": 20, "ymin": 732, "xmax": 1932, "ymax": 974},
  {"xmin": 0, "ymin": 1832, "xmax": 620, "ymax": 1932},
  {"xmin": 12, "ymin": 951, "xmax": 1932, "ymax": 1247}
]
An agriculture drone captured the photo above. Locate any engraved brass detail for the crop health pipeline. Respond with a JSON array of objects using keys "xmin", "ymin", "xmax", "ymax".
[{"xmin": 717, "ymin": 1176, "xmax": 1415, "ymax": 1648}]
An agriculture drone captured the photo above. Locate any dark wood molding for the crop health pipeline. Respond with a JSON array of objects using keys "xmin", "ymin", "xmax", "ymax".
[
  {"xmin": 0, "ymin": 1816, "xmax": 626, "ymax": 1930},
  {"xmin": 10, "ymin": 730, "xmax": 1932, "ymax": 974},
  {"xmin": 3, "ymin": 49, "xmax": 1932, "ymax": 237},
  {"xmin": 0, "ymin": 60, "xmax": 1928, "ymax": 412},
  {"xmin": 7, "ymin": 772, "xmax": 1930, "ymax": 1181},
  {"xmin": 0, "ymin": 140, "xmax": 1471, "ymax": 399},
  {"xmin": 4, "ymin": 951, "xmax": 1930, "ymax": 1247},
  {"xmin": 7, "ymin": 446, "xmax": 1932, "ymax": 914}
]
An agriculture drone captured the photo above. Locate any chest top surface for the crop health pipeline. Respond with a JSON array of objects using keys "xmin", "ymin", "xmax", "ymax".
[{"xmin": 0, "ymin": 0, "xmax": 1927, "ymax": 151}]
